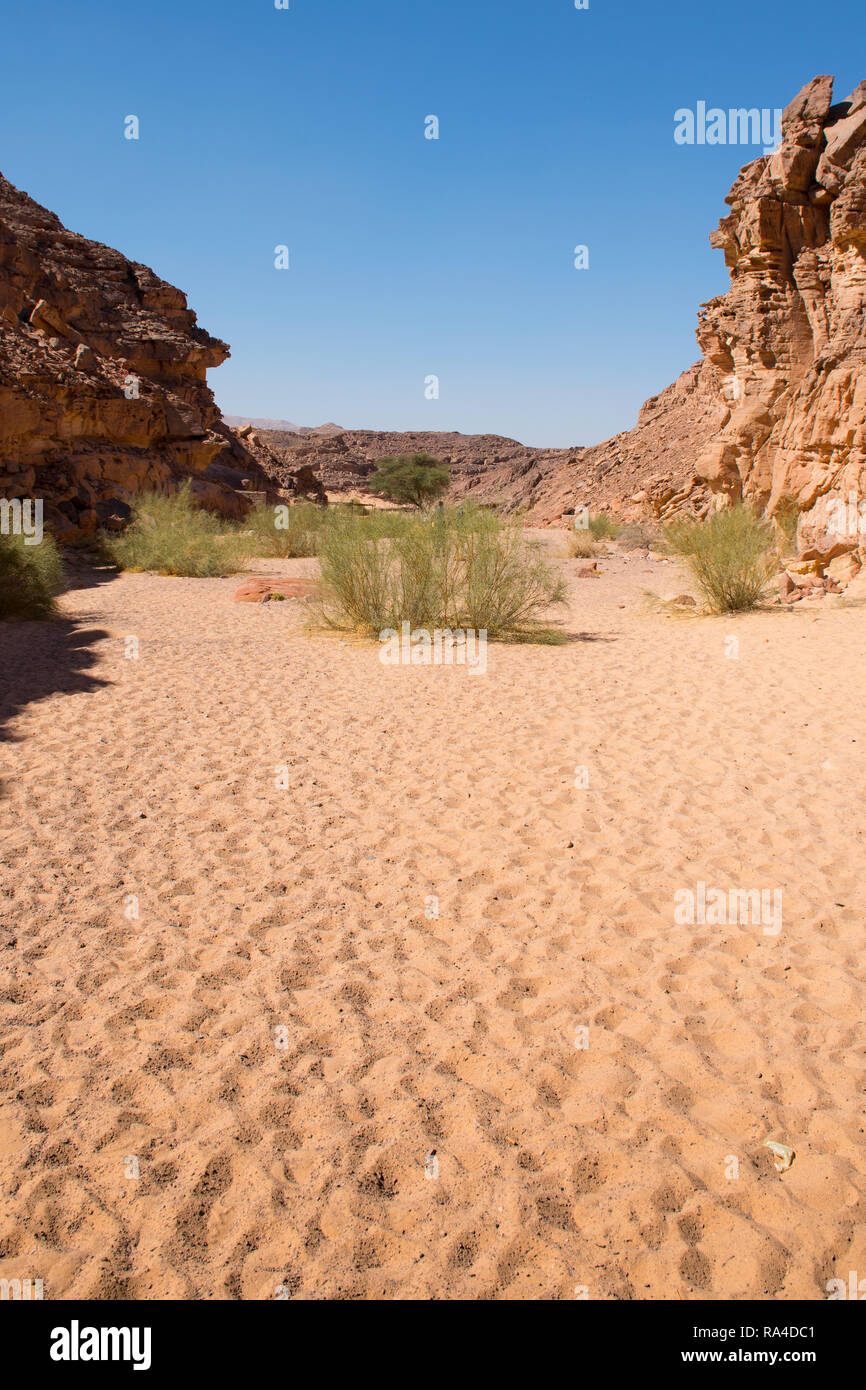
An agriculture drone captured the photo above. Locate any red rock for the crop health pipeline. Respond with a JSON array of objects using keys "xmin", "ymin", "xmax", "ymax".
[{"xmin": 232, "ymin": 578, "xmax": 317, "ymax": 603}]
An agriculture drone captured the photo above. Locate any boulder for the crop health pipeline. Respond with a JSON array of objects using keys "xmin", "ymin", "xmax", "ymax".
[
  {"xmin": 827, "ymin": 551, "xmax": 862, "ymax": 585},
  {"xmin": 232, "ymin": 577, "xmax": 317, "ymax": 603}
]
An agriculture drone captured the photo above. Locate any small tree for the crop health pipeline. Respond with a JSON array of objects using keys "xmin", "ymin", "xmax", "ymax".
[{"xmin": 368, "ymin": 453, "xmax": 450, "ymax": 508}]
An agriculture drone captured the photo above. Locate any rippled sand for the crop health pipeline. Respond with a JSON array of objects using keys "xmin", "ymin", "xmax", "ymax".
[{"xmin": 1, "ymin": 541, "xmax": 865, "ymax": 1299}]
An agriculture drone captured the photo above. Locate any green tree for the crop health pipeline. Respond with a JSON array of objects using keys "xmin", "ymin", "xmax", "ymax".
[{"xmin": 368, "ymin": 453, "xmax": 450, "ymax": 508}]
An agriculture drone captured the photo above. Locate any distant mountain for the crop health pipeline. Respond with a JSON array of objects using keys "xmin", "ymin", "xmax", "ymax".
[{"xmin": 224, "ymin": 416, "xmax": 344, "ymax": 437}]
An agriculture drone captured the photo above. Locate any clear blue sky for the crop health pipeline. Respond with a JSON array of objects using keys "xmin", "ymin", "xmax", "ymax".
[{"xmin": 1, "ymin": 1, "xmax": 862, "ymax": 446}]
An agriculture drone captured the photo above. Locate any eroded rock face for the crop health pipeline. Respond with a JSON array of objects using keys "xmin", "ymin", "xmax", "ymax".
[
  {"xmin": 421, "ymin": 73, "xmax": 864, "ymax": 548},
  {"xmin": 0, "ymin": 171, "xmax": 276, "ymax": 539},
  {"xmin": 692, "ymin": 75, "xmax": 866, "ymax": 563}
]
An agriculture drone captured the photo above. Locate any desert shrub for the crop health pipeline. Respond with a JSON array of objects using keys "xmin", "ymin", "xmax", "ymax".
[
  {"xmin": 314, "ymin": 510, "xmax": 400, "ymax": 632},
  {"xmin": 368, "ymin": 453, "xmax": 450, "ymax": 508},
  {"xmin": 616, "ymin": 520, "xmax": 663, "ymax": 551},
  {"xmin": 244, "ymin": 500, "xmax": 324, "ymax": 558},
  {"xmin": 665, "ymin": 504, "xmax": 774, "ymax": 613},
  {"xmin": 316, "ymin": 504, "xmax": 565, "ymax": 639},
  {"xmin": 454, "ymin": 513, "xmax": 567, "ymax": 635},
  {"xmin": 567, "ymin": 531, "xmax": 598, "ymax": 559},
  {"xmin": 0, "ymin": 529, "xmax": 63, "ymax": 619},
  {"xmin": 105, "ymin": 483, "xmax": 252, "ymax": 577},
  {"xmin": 587, "ymin": 512, "xmax": 621, "ymax": 540}
]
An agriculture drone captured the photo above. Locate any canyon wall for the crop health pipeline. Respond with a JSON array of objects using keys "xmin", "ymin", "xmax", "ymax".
[
  {"xmin": 508, "ymin": 73, "xmax": 866, "ymax": 552},
  {"xmin": 0, "ymin": 171, "xmax": 277, "ymax": 540},
  {"xmin": 693, "ymin": 75, "xmax": 866, "ymax": 563}
]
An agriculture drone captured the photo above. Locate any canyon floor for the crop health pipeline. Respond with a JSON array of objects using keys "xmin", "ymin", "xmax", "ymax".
[{"xmin": 1, "ymin": 538, "xmax": 865, "ymax": 1300}]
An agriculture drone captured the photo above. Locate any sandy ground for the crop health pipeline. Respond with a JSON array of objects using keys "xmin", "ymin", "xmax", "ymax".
[{"xmin": 1, "ymin": 538, "xmax": 865, "ymax": 1301}]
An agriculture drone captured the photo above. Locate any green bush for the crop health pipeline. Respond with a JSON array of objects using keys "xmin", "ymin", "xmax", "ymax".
[
  {"xmin": 587, "ymin": 512, "xmax": 621, "ymax": 540},
  {"xmin": 243, "ymin": 500, "xmax": 325, "ymax": 558},
  {"xmin": 665, "ymin": 504, "xmax": 774, "ymax": 613},
  {"xmin": 316, "ymin": 504, "xmax": 565, "ymax": 639},
  {"xmin": 105, "ymin": 483, "xmax": 252, "ymax": 577},
  {"xmin": 368, "ymin": 453, "xmax": 450, "ymax": 508},
  {"xmin": 0, "ymin": 529, "xmax": 63, "ymax": 620}
]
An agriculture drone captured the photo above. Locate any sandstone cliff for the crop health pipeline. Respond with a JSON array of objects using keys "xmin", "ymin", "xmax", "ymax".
[
  {"xmin": 459, "ymin": 72, "xmax": 866, "ymax": 553},
  {"xmin": 692, "ymin": 74, "xmax": 866, "ymax": 566},
  {"xmin": 0, "ymin": 172, "xmax": 281, "ymax": 540}
]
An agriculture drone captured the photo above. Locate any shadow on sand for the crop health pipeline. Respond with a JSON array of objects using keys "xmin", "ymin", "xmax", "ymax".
[{"xmin": 0, "ymin": 563, "xmax": 116, "ymax": 796}]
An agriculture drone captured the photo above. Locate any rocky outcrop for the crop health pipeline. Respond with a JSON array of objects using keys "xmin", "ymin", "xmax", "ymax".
[
  {"xmin": 227, "ymin": 424, "xmax": 327, "ymax": 503},
  {"xmin": 0, "ymin": 171, "xmax": 281, "ymax": 540},
  {"xmin": 483, "ymin": 72, "xmax": 866, "ymax": 551},
  {"xmin": 692, "ymin": 75, "xmax": 866, "ymax": 567}
]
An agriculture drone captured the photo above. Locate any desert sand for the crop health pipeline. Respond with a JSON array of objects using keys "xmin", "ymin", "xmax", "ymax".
[{"xmin": 1, "ymin": 540, "xmax": 865, "ymax": 1300}]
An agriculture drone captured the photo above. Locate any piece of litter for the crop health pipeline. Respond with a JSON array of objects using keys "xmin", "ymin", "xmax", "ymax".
[{"xmin": 764, "ymin": 1140, "xmax": 795, "ymax": 1172}]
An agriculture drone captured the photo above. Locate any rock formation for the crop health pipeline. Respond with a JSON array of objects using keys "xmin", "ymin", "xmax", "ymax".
[
  {"xmin": 0, "ymin": 172, "xmax": 292, "ymax": 541},
  {"xmin": 692, "ymin": 74, "xmax": 866, "ymax": 570},
  {"xmin": 455, "ymin": 71, "xmax": 865, "ymax": 561}
]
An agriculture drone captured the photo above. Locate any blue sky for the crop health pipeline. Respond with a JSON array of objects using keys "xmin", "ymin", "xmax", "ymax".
[{"xmin": 1, "ymin": 1, "xmax": 862, "ymax": 446}]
